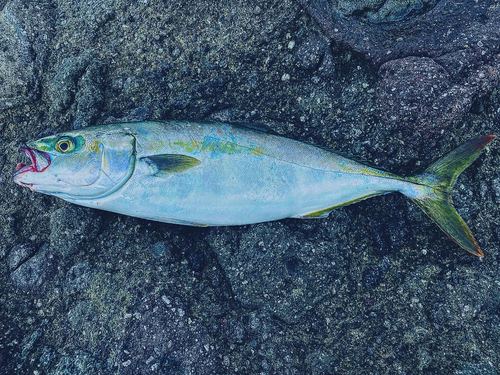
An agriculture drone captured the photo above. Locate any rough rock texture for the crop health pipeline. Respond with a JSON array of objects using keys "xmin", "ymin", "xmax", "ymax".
[
  {"xmin": 49, "ymin": 206, "xmax": 102, "ymax": 257},
  {"xmin": 10, "ymin": 243, "xmax": 54, "ymax": 291},
  {"xmin": 0, "ymin": 0, "xmax": 53, "ymax": 111},
  {"xmin": 0, "ymin": 0, "xmax": 499, "ymax": 374},
  {"xmin": 302, "ymin": 0, "xmax": 500, "ymax": 139},
  {"xmin": 207, "ymin": 219, "xmax": 350, "ymax": 324}
]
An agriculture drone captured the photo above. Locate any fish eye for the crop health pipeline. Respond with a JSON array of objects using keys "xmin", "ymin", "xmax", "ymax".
[{"xmin": 55, "ymin": 138, "xmax": 75, "ymax": 153}]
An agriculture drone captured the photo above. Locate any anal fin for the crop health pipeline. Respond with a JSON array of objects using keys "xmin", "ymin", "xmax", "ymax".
[
  {"xmin": 294, "ymin": 193, "xmax": 384, "ymax": 219},
  {"xmin": 294, "ymin": 208, "xmax": 333, "ymax": 219}
]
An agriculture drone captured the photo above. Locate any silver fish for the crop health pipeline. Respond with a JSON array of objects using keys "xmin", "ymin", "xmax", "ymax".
[{"xmin": 13, "ymin": 121, "xmax": 494, "ymax": 256}]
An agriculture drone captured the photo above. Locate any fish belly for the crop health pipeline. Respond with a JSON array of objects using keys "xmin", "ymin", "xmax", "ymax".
[{"xmin": 79, "ymin": 152, "xmax": 408, "ymax": 226}]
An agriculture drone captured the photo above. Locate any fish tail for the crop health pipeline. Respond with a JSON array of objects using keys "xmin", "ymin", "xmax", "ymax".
[{"xmin": 405, "ymin": 135, "xmax": 495, "ymax": 257}]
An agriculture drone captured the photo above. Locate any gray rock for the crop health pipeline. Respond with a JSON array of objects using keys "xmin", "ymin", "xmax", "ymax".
[
  {"xmin": 10, "ymin": 244, "xmax": 53, "ymax": 291},
  {"xmin": 51, "ymin": 351, "xmax": 100, "ymax": 375},
  {"xmin": 49, "ymin": 206, "xmax": 102, "ymax": 257},
  {"xmin": 301, "ymin": 0, "xmax": 499, "ymax": 66},
  {"xmin": 7, "ymin": 242, "xmax": 37, "ymax": 270},
  {"xmin": 454, "ymin": 363, "xmax": 498, "ymax": 375},
  {"xmin": 305, "ymin": 350, "xmax": 337, "ymax": 375},
  {"xmin": 362, "ymin": 267, "xmax": 383, "ymax": 289},
  {"xmin": 65, "ymin": 261, "xmax": 94, "ymax": 294},
  {"xmin": 0, "ymin": 2, "xmax": 35, "ymax": 111},
  {"xmin": 21, "ymin": 328, "xmax": 42, "ymax": 360},
  {"xmin": 39, "ymin": 346, "xmax": 57, "ymax": 372},
  {"xmin": 224, "ymin": 317, "xmax": 247, "ymax": 344},
  {"xmin": 317, "ymin": 48, "xmax": 337, "ymax": 79},
  {"xmin": 0, "ymin": 215, "xmax": 15, "ymax": 259},
  {"xmin": 294, "ymin": 34, "xmax": 328, "ymax": 70},
  {"xmin": 49, "ymin": 53, "xmax": 93, "ymax": 114},
  {"xmin": 72, "ymin": 60, "xmax": 105, "ymax": 129},
  {"xmin": 150, "ymin": 241, "xmax": 178, "ymax": 263},
  {"xmin": 0, "ymin": 0, "xmax": 53, "ymax": 111},
  {"xmin": 117, "ymin": 297, "xmax": 221, "ymax": 375},
  {"xmin": 376, "ymin": 56, "xmax": 451, "ymax": 133},
  {"xmin": 207, "ymin": 220, "xmax": 349, "ymax": 323},
  {"xmin": 301, "ymin": 0, "xmax": 500, "ymax": 142}
]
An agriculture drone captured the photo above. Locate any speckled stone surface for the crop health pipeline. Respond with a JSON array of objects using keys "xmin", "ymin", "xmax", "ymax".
[{"xmin": 1, "ymin": 0, "xmax": 499, "ymax": 374}]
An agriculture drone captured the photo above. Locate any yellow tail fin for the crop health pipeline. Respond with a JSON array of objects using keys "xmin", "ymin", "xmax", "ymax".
[{"xmin": 408, "ymin": 135, "xmax": 494, "ymax": 257}]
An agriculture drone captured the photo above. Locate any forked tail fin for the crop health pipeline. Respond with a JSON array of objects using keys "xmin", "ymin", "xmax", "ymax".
[{"xmin": 408, "ymin": 135, "xmax": 495, "ymax": 257}]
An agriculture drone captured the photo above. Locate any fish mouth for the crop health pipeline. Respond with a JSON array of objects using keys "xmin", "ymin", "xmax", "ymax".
[{"xmin": 14, "ymin": 147, "xmax": 52, "ymax": 176}]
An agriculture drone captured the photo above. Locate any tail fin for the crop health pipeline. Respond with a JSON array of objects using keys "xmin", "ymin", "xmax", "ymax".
[{"xmin": 408, "ymin": 135, "xmax": 495, "ymax": 257}]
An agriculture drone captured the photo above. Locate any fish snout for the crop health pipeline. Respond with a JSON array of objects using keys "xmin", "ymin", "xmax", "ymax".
[{"xmin": 13, "ymin": 147, "xmax": 52, "ymax": 187}]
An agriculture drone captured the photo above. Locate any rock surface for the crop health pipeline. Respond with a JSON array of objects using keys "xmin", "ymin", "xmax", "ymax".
[
  {"xmin": 302, "ymin": 0, "xmax": 500, "ymax": 140},
  {"xmin": 0, "ymin": 0, "xmax": 53, "ymax": 111},
  {"xmin": 0, "ymin": 0, "xmax": 499, "ymax": 374}
]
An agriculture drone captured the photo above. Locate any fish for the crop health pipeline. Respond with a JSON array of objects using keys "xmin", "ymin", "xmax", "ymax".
[{"xmin": 13, "ymin": 121, "xmax": 494, "ymax": 256}]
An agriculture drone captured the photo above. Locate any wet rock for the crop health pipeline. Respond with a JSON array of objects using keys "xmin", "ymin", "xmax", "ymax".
[
  {"xmin": 454, "ymin": 363, "xmax": 498, "ymax": 375},
  {"xmin": 301, "ymin": 0, "xmax": 500, "ymax": 139},
  {"xmin": 7, "ymin": 242, "xmax": 37, "ymax": 270},
  {"xmin": 362, "ymin": 267, "xmax": 383, "ymax": 289},
  {"xmin": 49, "ymin": 206, "xmax": 102, "ymax": 257},
  {"xmin": 10, "ymin": 244, "xmax": 53, "ymax": 291},
  {"xmin": 49, "ymin": 52, "xmax": 99, "ymax": 117},
  {"xmin": 117, "ymin": 297, "xmax": 221, "ymax": 375},
  {"xmin": 0, "ymin": 0, "xmax": 53, "ymax": 111},
  {"xmin": 376, "ymin": 57, "xmax": 451, "ymax": 131},
  {"xmin": 207, "ymin": 221, "xmax": 349, "ymax": 323},
  {"xmin": 294, "ymin": 34, "xmax": 328, "ymax": 70},
  {"xmin": 73, "ymin": 60, "xmax": 105, "ymax": 129},
  {"xmin": 51, "ymin": 351, "xmax": 100, "ymax": 375},
  {"xmin": 300, "ymin": 0, "xmax": 500, "ymax": 66},
  {"xmin": 65, "ymin": 261, "xmax": 94, "ymax": 294}
]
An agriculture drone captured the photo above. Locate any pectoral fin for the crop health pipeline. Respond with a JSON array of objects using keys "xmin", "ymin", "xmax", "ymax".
[{"xmin": 141, "ymin": 154, "xmax": 201, "ymax": 176}]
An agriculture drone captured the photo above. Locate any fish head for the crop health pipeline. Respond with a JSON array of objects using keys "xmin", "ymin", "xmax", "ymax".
[{"xmin": 13, "ymin": 128, "xmax": 136, "ymax": 199}]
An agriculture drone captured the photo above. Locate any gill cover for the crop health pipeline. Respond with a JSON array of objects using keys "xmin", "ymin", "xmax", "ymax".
[{"xmin": 76, "ymin": 132, "xmax": 136, "ymax": 199}]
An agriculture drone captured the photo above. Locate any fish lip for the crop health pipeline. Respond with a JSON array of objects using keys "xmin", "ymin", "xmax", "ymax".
[{"xmin": 14, "ymin": 146, "xmax": 52, "ymax": 177}]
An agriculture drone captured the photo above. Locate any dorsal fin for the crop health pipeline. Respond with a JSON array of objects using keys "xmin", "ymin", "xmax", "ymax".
[{"xmin": 141, "ymin": 154, "xmax": 201, "ymax": 176}]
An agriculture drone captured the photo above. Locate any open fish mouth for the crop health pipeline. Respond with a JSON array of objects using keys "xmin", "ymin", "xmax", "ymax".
[{"xmin": 14, "ymin": 147, "xmax": 51, "ymax": 175}]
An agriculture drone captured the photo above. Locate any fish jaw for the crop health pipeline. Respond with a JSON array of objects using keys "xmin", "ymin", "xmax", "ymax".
[{"xmin": 13, "ymin": 147, "xmax": 52, "ymax": 189}]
